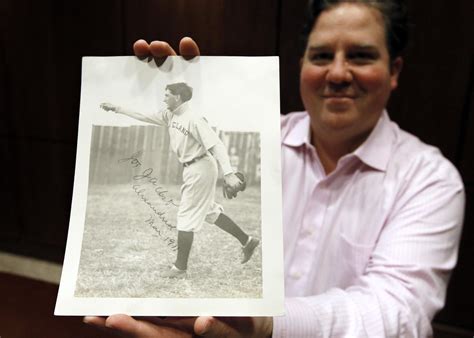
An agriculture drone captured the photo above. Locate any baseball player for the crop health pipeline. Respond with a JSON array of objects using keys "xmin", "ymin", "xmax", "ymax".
[{"xmin": 100, "ymin": 82, "xmax": 259, "ymax": 278}]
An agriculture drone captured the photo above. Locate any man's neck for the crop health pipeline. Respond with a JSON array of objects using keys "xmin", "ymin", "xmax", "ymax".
[
  {"xmin": 170, "ymin": 101, "xmax": 187, "ymax": 115},
  {"xmin": 311, "ymin": 129, "xmax": 371, "ymax": 175}
]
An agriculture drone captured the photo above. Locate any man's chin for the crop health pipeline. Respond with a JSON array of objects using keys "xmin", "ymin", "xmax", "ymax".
[
  {"xmin": 324, "ymin": 99, "xmax": 355, "ymax": 112},
  {"xmin": 318, "ymin": 110, "xmax": 359, "ymax": 131}
]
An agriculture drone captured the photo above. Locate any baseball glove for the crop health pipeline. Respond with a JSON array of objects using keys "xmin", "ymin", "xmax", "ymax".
[{"xmin": 223, "ymin": 172, "xmax": 247, "ymax": 199}]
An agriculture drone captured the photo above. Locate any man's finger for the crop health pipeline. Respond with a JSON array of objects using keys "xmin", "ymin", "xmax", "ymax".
[
  {"xmin": 105, "ymin": 314, "xmax": 192, "ymax": 338},
  {"xmin": 179, "ymin": 37, "xmax": 200, "ymax": 59},
  {"xmin": 194, "ymin": 316, "xmax": 237, "ymax": 337},
  {"xmin": 149, "ymin": 40, "xmax": 178, "ymax": 57},
  {"xmin": 83, "ymin": 316, "xmax": 130, "ymax": 337},
  {"xmin": 143, "ymin": 316, "xmax": 196, "ymax": 331},
  {"xmin": 133, "ymin": 39, "xmax": 152, "ymax": 58},
  {"xmin": 84, "ymin": 316, "xmax": 107, "ymax": 326}
]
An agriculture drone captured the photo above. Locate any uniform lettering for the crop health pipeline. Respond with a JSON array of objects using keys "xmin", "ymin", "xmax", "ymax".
[{"xmin": 171, "ymin": 121, "xmax": 189, "ymax": 136}]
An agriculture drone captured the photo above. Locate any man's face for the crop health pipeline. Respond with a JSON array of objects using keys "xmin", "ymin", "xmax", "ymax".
[
  {"xmin": 300, "ymin": 3, "xmax": 402, "ymax": 146},
  {"xmin": 164, "ymin": 89, "xmax": 181, "ymax": 111}
]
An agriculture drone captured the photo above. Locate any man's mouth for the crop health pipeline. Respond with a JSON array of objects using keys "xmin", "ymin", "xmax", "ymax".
[{"xmin": 322, "ymin": 94, "xmax": 356, "ymax": 99}]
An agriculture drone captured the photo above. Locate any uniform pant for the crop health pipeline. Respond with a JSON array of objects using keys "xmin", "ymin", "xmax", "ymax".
[{"xmin": 176, "ymin": 154, "xmax": 223, "ymax": 232}]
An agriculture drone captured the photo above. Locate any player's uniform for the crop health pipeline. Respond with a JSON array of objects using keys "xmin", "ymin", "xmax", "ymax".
[{"xmin": 145, "ymin": 102, "xmax": 228, "ymax": 232}]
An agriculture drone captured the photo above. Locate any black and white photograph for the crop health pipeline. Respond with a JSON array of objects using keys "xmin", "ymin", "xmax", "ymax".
[{"xmin": 55, "ymin": 56, "xmax": 284, "ymax": 316}]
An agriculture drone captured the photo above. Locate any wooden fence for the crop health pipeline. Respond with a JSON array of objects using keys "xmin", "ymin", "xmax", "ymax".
[{"xmin": 89, "ymin": 125, "xmax": 261, "ymax": 186}]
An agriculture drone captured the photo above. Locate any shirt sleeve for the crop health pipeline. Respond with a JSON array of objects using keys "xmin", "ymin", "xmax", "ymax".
[
  {"xmin": 209, "ymin": 142, "xmax": 234, "ymax": 176},
  {"xmin": 147, "ymin": 109, "xmax": 170, "ymax": 126},
  {"xmin": 273, "ymin": 159, "xmax": 465, "ymax": 337},
  {"xmin": 116, "ymin": 107, "xmax": 170, "ymax": 126},
  {"xmin": 189, "ymin": 117, "xmax": 221, "ymax": 151}
]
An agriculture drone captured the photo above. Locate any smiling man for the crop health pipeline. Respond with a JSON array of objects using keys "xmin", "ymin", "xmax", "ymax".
[{"xmin": 299, "ymin": 3, "xmax": 402, "ymax": 173}]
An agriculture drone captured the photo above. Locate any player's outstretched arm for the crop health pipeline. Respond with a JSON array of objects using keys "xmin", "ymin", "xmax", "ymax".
[
  {"xmin": 100, "ymin": 102, "xmax": 119, "ymax": 112},
  {"xmin": 100, "ymin": 102, "xmax": 161, "ymax": 125}
]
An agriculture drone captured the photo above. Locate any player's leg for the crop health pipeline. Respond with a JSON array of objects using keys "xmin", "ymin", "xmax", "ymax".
[
  {"xmin": 214, "ymin": 213, "xmax": 248, "ymax": 246},
  {"xmin": 213, "ymin": 213, "xmax": 259, "ymax": 264},
  {"xmin": 164, "ymin": 156, "xmax": 217, "ymax": 277},
  {"xmin": 175, "ymin": 230, "xmax": 194, "ymax": 270},
  {"xmin": 162, "ymin": 230, "xmax": 193, "ymax": 278},
  {"xmin": 162, "ymin": 164, "xmax": 198, "ymax": 278}
]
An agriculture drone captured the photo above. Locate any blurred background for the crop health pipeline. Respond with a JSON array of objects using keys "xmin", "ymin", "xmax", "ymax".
[{"xmin": 0, "ymin": 0, "xmax": 473, "ymax": 337}]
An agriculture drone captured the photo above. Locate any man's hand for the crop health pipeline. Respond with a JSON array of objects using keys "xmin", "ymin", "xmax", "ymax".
[
  {"xmin": 100, "ymin": 102, "xmax": 119, "ymax": 112},
  {"xmin": 224, "ymin": 172, "xmax": 243, "ymax": 190},
  {"xmin": 83, "ymin": 314, "xmax": 272, "ymax": 338},
  {"xmin": 133, "ymin": 37, "xmax": 200, "ymax": 59}
]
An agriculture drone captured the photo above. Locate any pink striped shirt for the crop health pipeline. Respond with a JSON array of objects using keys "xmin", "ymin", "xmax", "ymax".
[{"xmin": 273, "ymin": 111, "xmax": 465, "ymax": 337}]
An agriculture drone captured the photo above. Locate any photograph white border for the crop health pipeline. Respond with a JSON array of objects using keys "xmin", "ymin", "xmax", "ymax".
[{"xmin": 55, "ymin": 56, "xmax": 284, "ymax": 316}]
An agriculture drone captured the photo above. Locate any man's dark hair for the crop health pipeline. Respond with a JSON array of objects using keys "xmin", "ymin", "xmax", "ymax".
[
  {"xmin": 301, "ymin": 0, "xmax": 408, "ymax": 60},
  {"xmin": 166, "ymin": 82, "xmax": 193, "ymax": 102}
]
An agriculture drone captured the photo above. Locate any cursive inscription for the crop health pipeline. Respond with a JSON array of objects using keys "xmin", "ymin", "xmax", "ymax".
[
  {"xmin": 118, "ymin": 151, "xmax": 143, "ymax": 168},
  {"xmin": 133, "ymin": 168, "xmax": 179, "ymax": 207},
  {"xmin": 132, "ymin": 184, "xmax": 175, "ymax": 230},
  {"xmin": 118, "ymin": 150, "xmax": 180, "ymax": 250},
  {"xmin": 145, "ymin": 215, "xmax": 177, "ymax": 251}
]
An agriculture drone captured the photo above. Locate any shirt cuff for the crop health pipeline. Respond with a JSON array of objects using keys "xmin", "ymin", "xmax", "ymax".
[
  {"xmin": 115, "ymin": 106, "xmax": 125, "ymax": 114},
  {"xmin": 209, "ymin": 143, "xmax": 233, "ymax": 175},
  {"xmin": 272, "ymin": 298, "xmax": 319, "ymax": 338}
]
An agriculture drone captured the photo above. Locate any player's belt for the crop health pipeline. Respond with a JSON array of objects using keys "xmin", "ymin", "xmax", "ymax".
[{"xmin": 183, "ymin": 153, "xmax": 207, "ymax": 167}]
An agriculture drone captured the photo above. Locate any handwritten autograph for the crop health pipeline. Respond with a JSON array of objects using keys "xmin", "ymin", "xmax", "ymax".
[
  {"xmin": 145, "ymin": 215, "xmax": 177, "ymax": 251},
  {"xmin": 119, "ymin": 151, "xmax": 179, "ymax": 250},
  {"xmin": 132, "ymin": 184, "xmax": 175, "ymax": 231},
  {"xmin": 133, "ymin": 168, "xmax": 179, "ymax": 207}
]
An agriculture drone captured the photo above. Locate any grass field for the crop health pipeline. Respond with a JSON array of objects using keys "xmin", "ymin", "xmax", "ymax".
[{"xmin": 75, "ymin": 182, "xmax": 262, "ymax": 299}]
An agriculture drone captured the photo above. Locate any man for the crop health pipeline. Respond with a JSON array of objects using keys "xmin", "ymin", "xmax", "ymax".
[
  {"xmin": 101, "ymin": 82, "xmax": 259, "ymax": 279},
  {"xmin": 86, "ymin": 0, "xmax": 464, "ymax": 336}
]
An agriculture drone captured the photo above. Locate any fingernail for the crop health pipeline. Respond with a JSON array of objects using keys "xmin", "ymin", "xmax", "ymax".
[
  {"xmin": 83, "ymin": 316, "xmax": 93, "ymax": 324},
  {"xmin": 201, "ymin": 318, "xmax": 212, "ymax": 333}
]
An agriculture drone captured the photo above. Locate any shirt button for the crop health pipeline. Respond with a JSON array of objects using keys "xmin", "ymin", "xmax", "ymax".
[{"xmin": 290, "ymin": 271, "xmax": 302, "ymax": 279}]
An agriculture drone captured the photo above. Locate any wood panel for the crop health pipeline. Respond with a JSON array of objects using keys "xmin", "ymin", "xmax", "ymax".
[
  {"xmin": 1, "ymin": 0, "xmax": 123, "ymax": 142},
  {"xmin": 122, "ymin": 0, "xmax": 279, "ymax": 56},
  {"xmin": 388, "ymin": 1, "xmax": 474, "ymax": 163},
  {"xmin": 0, "ymin": 272, "xmax": 116, "ymax": 338},
  {"xmin": 458, "ymin": 65, "xmax": 474, "ymax": 182},
  {"xmin": 0, "ymin": 140, "xmax": 22, "ymax": 241},
  {"xmin": 18, "ymin": 140, "xmax": 76, "ymax": 247},
  {"xmin": 278, "ymin": 0, "xmax": 307, "ymax": 115}
]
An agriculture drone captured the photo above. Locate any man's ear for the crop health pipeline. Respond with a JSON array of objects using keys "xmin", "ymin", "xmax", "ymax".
[{"xmin": 390, "ymin": 56, "xmax": 403, "ymax": 90}]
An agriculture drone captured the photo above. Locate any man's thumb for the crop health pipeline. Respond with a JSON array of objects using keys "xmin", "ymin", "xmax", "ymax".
[{"xmin": 194, "ymin": 316, "xmax": 234, "ymax": 337}]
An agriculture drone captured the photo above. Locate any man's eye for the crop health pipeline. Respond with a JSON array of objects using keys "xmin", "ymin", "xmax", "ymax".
[
  {"xmin": 309, "ymin": 53, "xmax": 333, "ymax": 63},
  {"xmin": 348, "ymin": 52, "xmax": 377, "ymax": 63}
]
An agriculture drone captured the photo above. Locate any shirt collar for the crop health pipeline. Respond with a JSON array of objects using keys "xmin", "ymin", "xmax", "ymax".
[
  {"xmin": 282, "ymin": 112, "xmax": 312, "ymax": 147},
  {"xmin": 282, "ymin": 110, "xmax": 395, "ymax": 172},
  {"xmin": 353, "ymin": 110, "xmax": 394, "ymax": 172},
  {"xmin": 171, "ymin": 101, "xmax": 189, "ymax": 115}
]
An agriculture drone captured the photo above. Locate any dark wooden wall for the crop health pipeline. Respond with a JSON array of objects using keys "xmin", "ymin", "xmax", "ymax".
[{"xmin": 1, "ymin": 0, "xmax": 473, "ymax": 335}]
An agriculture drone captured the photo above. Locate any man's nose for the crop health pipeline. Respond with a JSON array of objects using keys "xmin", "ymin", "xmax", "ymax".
[{"xmin": 326, "ymin": 57, "xmax": 352, "ymax": 84}]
